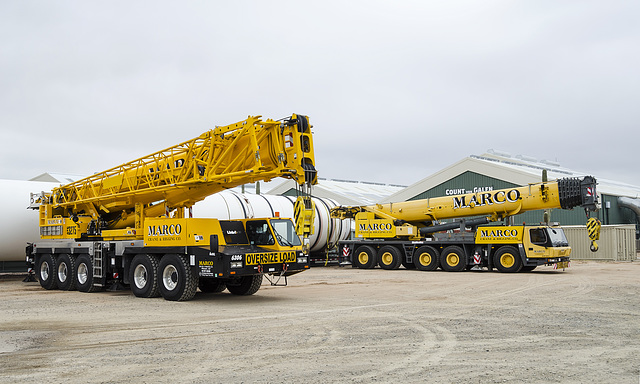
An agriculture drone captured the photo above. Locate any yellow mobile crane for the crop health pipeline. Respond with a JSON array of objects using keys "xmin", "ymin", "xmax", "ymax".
[
  {"xmin": 27, "ymin": 114, "xmax": 317, "ymax": 301},
  {"xmin": 331, "ymin": 177, "xmax": 600, "ymax": 272}
]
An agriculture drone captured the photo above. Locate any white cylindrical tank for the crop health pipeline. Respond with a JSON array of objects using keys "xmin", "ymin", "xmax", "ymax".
[
  {"xmin": 0, "ymin": 182, "xmax": 350, "ymax": 262},
  {"xmin": 192, "ymin": 191, "xmax": 350, "ymax": 253},
  {"xmin": 0, "ymin": 180, "xmax": 60, "ymax": 262}
]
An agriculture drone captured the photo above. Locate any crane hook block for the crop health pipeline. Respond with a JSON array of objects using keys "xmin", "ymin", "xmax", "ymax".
[
  {"xmin": 294, "ymin": 196, "xmax": 315, "ymax": 239},
  {"xmin": 586, "ymin": 217, "xmax": 601, "ymax": 253}
]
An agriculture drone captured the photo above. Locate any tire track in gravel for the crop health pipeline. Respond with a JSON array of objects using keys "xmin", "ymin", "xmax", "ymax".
[
  {"xmin": 345, "ymin": 318, "xmax": 457, "ymax": 382},
  {"xmin": 4, "ymin": 301, "xmax": 459, "ymax": 383},
  {"xmin": 3, "ymin": 301, "xmax": 414, "ymax": 357}
]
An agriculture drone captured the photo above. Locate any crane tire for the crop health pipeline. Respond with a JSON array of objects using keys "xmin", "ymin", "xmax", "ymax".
[
  {"xmin": 130, "ymin": 254, "xmax": 161, "ymax": 298},
  {"xmin": 440, "ymin": 246, "xmax": 466, "ymax": 272},
  {"xmin": 56, "ymin": 254, "xmax": 77, "ymax": 291},
  {"xmin": 353, "ymin": 245, "xmax": 377, "ymax": 269},
  {"xmin": 227, "ymin": 275, "xmax": 263, "ymax": 296},
  {"xmin": 158, "ymin": 254, "xmax": 198, "ymax": 301},
  {"xmin": 413, "ymin": 246, "xmax": 439, "ymax": 271},
  {"xmin": 378, "ymin": 245, "xmax": 402, "ymax": 270},
  {"xmin": 37, "ymin": 254, "xmax": 58, "ymax": 290},
  {"xmin": 199, "ymin": 279, "xmax": 227, "ymax": 293},
  {"xmin": 75, "ymin": 254, "xmax": 101, "ymax": 293},
  {"xmin": 494, "ymin": 246, "xmax": 523, "ymax": 273}
]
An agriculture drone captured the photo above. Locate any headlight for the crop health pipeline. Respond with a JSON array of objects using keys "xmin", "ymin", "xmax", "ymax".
[
  {"xmin": 297, "ymin": 257, "xmax": 308, "ymax": 264},
  {"xmin": 230, "ymin": 261, "xmax": 243, "ymax": 268}
]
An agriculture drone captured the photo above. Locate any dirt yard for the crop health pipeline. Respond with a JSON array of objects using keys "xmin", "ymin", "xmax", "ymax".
[{"xmin": 1, "ymin": 261, "xmax": 639, "ymax": 383}]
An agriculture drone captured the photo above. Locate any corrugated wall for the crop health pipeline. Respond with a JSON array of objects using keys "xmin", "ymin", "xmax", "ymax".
[
  {"xmin": 409, "ymin": 171, "xmax": 518, "ymax": 200},
  {"xmin": 563, "ymin": 225, "xmax": 637, "ymax": 261},
  {"xmin": 410, "ymin": 171, "xmax": 600, "ymax": 225}
]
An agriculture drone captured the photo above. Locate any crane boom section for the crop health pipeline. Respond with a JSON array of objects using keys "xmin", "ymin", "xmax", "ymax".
[
  {"xmin": 332, "ymin": 177, "xmax": 598, "ymax": 224},
  {"xmin": 46, "ymin": 114, "xmax": 316, "ymax": 230}
]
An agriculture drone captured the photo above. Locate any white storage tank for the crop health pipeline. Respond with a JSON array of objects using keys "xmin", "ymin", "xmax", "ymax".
[
  {"xmin": 0, "ymin": 180, "xmax": 60, "ymax": 262},
  {"xmin": 191, "ymin": 191, "xmax": 351, "ymax": 254}
]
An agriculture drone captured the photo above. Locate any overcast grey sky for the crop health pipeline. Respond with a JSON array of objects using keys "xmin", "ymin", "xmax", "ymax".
[{"xmin": 1, "ymin": 1, "xmax": 639, "ymax": 187}]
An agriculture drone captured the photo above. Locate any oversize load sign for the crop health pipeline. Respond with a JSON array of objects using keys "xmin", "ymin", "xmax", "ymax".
[{"xmin": 245, "ymin": 251, "xmax": 297, "ymax": 265}]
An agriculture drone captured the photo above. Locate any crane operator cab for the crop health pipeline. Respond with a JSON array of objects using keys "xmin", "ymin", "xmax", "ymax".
[
  {"xmin": 247, "ymin": 220, "xmax": 276, "ymax": 246},
  {"xmin": 246, "ymin": 219, "xmax": 302, "ymax": 249}
]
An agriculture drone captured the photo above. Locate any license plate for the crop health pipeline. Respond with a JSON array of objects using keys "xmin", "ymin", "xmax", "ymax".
[{"xmin": 556, "ymin": 261, "xmax": 569, "ymax": 269}]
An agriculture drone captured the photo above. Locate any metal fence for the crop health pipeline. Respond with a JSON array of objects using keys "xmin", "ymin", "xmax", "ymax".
[{"xmin": 563, "ymin": 225, "xmax": 637, "ymax": 261}]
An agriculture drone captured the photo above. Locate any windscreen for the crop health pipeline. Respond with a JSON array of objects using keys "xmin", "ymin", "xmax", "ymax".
[
  {"xmin": 547, "ymin": 228, "xmax": 569, "ymax": 247},
  {"xmin": 271, "ymin": 219, "xmax": 302, "ymax": 247}
]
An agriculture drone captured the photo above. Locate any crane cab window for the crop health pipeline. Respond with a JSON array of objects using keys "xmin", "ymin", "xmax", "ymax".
[
  {"xmin": 530, "ymin": 227, "xmax": 569, "ymax": 247},
  {"xmin": 530, "ymin": 228, "xmax": 548, "ymax": 246},
  {"xmin": 246, "ymin": 220, "xmax": 275, "ymax": 246}
]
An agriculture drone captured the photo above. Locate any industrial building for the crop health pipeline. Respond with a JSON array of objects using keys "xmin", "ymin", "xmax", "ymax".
[
  {"xmin": 269, "ymin": 150, "xmax": 639, "ymax": 261},
  {"xmin": 379, "ymin": 150, "xmax": 640, "ymax": 233},
  {"xmin": 267, "ymin": 178, "xmax": 406, "ymax": 206},
  {"xmin": 271, "ymin": 150, "xmax": 640, "ymax": 232}
]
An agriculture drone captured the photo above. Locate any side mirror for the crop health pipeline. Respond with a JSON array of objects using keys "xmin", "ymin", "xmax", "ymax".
[{"xmin": 210, "ymin": 234, "xmax": 219, "ymax": 254}]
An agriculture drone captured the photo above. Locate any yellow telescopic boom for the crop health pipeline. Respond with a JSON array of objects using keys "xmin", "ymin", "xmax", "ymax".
[
  {"xmin": 331, "ymin": 176, "xmax": 600, "ymax": 252},
  {"xmin": 333, "ymin": 177, "xmax": 598, "ymax": 224}
]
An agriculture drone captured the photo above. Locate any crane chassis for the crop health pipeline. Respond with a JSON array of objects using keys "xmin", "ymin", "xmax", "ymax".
[
  {"xmin": 27, "ymin": 114, "xmax": 317, "ymax": 301},
  {"xmin": 334, "ymin": 177, "xmax": 601, "ymax": 273}
]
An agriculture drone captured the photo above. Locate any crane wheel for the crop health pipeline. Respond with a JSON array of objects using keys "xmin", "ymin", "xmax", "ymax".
[
  {"xmin": 56, "ymin": 254, "xmax": 77, "ymax": 291},
  {"xmin": 75, "ymin": 254, "xmax": 101, "ymax": 293},
  {"xmin": 493, "ymin": 246, "xmax": 523, "ymax": 273},
  {"xmin": 158, "ymin": 255, "xmax": 198, "ymax": 301},
  {"xmin": 440, "ymin": 246, "xmax": 466, "ymax": 272},
  {"xmin": 413, "ymin": 246, "xmax": 439, "ymax": 271},
  {"xmin": 378, "ymin": 246, "xmax": 402, "ymax": 270},
  {"xmin": 199, "ymin": 279, "xmax": 227, "ymax": 293},
  {"xmin": 227, "ymin": 275, "xmax": 263, "ymax": 296},
  {"xmin": 353, "ymin": 245, "xmax": 377, "ymax": 269},
  {"xmin": 130, "ymin": 254, "xmax": 161, "ymax": 298},
  {"xmin": 37, "ymin": 254, "xmax": 58, "ymax": 290}
]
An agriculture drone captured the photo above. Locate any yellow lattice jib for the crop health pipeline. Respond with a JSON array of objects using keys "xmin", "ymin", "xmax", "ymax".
[{"xmin": 38, "ymin": 114, "xmax": 317, "ymax": 238}]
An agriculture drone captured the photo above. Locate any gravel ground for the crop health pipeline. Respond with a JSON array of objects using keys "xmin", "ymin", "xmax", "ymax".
[{"xmin": 0, "ymin": 261, "xmax": 639, "ymax": 383}]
